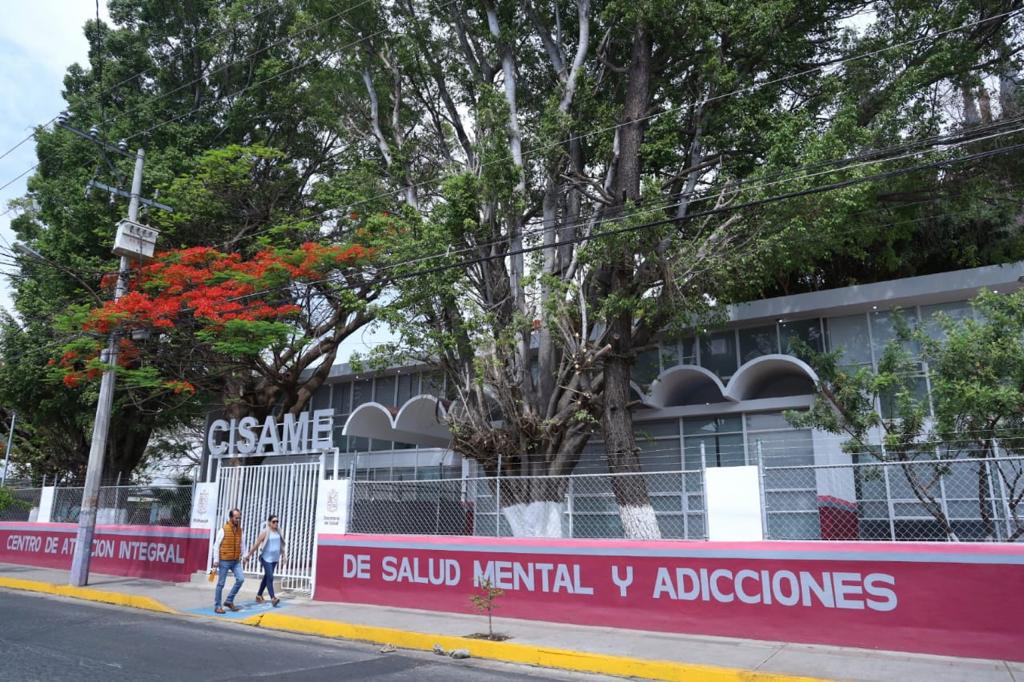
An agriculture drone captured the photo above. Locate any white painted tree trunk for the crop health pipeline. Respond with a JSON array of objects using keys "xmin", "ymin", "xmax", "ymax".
[
  {"xmin": 502, "ymin": 501, "xmax": 565, "ymax": 538},
  {"xmin": 619, "ymin": 503, "xmax": 662, "ymax": 540}
]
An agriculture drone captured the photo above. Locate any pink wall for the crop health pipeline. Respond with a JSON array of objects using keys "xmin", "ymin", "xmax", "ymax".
[
  {"xmin": 315, "ymin": 534, "xmax": 1024, "ymax": 661},
  {"xmin": 0, "ymin": 522, "xmax": 208, "ymax": 582}
]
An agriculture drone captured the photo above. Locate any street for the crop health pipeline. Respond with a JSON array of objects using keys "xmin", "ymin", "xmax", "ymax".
[{"xmin": 0, "ymin": 590, "xmax": 612, "ymax": 682}]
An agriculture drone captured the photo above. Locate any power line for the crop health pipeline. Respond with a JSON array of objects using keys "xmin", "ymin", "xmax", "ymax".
[
  {"xmin": 355, "ymin": 137, "xmax": 1024, "ymax": 287},
  {"xmin": 237, "ymin": 6, "xmax": 1024, "ymax": 237},
  {"xmin": 250, "ymin": 124, "xmax": 1024, "ymax": 293},
  {"xmin": 236, "ymin": 109, "xmax": 1024, "ymax": 249},
  {"xmin": 2, "ymin": 6, "xmax": 1020, "ymax": 239}
]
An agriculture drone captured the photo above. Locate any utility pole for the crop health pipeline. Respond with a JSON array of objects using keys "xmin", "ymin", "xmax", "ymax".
[
  {"xmin": 1, "ymin": 411, "xmax": 15, "ymax": 486},
  {"xmin": 69, "ymin": 149, "xmax": 145, "ymax": 586}
]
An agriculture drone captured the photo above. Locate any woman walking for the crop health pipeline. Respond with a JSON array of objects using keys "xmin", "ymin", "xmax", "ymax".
[{"xmin": 247, "ymin": 514, "xmax": 286, "ymax": 606}]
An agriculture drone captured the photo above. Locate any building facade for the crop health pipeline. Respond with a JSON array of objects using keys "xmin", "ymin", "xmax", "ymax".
[{"xmin": 205, "ymin": 261, "xmax": 1024, "ymax": 542}]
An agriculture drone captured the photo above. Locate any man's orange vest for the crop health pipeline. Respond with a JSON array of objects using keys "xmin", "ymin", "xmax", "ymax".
[{"xmin": 219, "ymin": 521, "xmax": 242, "ymax": 561}]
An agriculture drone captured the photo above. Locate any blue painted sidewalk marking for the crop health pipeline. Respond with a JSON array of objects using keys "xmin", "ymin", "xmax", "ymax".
[{"xmin": 188, "ymin": 599, "xmax": 286, "ymax": 619}]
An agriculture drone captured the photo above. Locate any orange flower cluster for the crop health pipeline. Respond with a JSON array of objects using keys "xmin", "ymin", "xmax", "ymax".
[
  {"xmin": 83, "ymin": 243, "xmax": 372, "ymax": 335},
  {"xmin": 59, "ymin": 242, "xmax": 373, "ymax": 393}
]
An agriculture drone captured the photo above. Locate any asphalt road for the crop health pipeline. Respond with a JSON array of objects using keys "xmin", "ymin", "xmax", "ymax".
[{"xmin": 0, "ymin": 590, "xmax": 612, "ymax": 682}]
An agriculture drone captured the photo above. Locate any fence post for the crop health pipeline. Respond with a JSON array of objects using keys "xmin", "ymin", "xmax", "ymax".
[
  {"xmin": 756, "ymin": 441, "xmax": 769, "ymax": 539},
  {"xmin": 114, "ymin": 471, "xmax": 122, "ymax": 523},
  {"xmin": 881, "ymin": 461, "xmax": 897, "ymax": 542},
  {"xmin": 347, "ymin": 459, "xmax": 356, "ymax": 535},
  {"xmin": 495, "ymin": 453, "xmax": 503, "ymax": 538},
  {"xmin": 981, "ymin": 458, "xmax": 1003, "ymax": 541},
  {"xmin": 567, "ymin": 476, "xmax": 574, "ymax": 539},
  {"xmin": 990, "ymin": 440, "xmax": 1015, "ymax": 540},
  {"xmin": 699, "ymin": 442, "xmax": 709, "ymax": 539},
  {"xmin": 936, "ymin": 463, "xmax": 953, "ymax": 540}
]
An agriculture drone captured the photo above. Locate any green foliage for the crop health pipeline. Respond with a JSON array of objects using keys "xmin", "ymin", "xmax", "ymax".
[
  {"xmin": 0, "ymin": 488, "xmax": 31, "ymax": 516},
  {"xmin": 790, "ymin": 290, "xmax": 1024, "ymax": 540}
]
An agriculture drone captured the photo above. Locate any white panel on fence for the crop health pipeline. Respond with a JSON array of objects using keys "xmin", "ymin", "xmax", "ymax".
[
  {"xmin": 35, "ymin": 487, "xmax": 55, "ymax": 524},
  {"xmin": 705, "ymin": 465, "xmax": 764, "ymax": 541},
  {"xmin": 315, "ymin": 479, "xmax": 350, "ymax": 535},
  {"xmin": 190, "ymin": 482, "xmax": 219, "ymax": 529},
  {"xmin": 96, "ymin": 508, "xmax": 128, "ymax": 525},
  {"xmin": 214, "ymin": 461, "xmax": 321, "ymax": 594}
]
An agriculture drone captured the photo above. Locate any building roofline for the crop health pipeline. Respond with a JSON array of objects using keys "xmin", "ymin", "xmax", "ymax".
[{"xmin": 727, "ymin": 261, "xmax": 1024, "ymax": 325}]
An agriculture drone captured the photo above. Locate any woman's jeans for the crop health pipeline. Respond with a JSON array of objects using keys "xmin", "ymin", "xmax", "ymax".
[{"xmin": 258, "ymin": 558, "xmax": 277, "ymax": 599}]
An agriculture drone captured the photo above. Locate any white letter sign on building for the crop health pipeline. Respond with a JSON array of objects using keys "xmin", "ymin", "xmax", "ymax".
[{"xmin": 206, "ymin": 409, "xmax": 334, "ymax": 457}]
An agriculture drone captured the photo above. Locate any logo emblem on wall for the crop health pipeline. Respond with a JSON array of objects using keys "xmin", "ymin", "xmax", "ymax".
[
  {"xmin": 326, "ymin": 489, "xmax": 339, "ymax": 513},
  {"xmin": 197, "ymin": 490, "xmax": 209, "ymax": 514}
]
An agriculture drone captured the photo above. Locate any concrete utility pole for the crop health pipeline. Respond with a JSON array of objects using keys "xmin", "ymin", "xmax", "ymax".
[
  {"xmin": 69, "ymin": 149, "xmax": 144, "ymax": 587},
  {"xmin": 1, "ymin": 411, "xmax": 15, "ymax": 486}
]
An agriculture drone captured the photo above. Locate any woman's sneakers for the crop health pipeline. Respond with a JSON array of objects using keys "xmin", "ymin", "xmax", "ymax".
[
  {"xmin": 271, "ymin": 597, "xmax": 280, "ymax": 607},
  {"xmin": 255, "ymin": 595, "xmax": 264, "ymax": 603}
]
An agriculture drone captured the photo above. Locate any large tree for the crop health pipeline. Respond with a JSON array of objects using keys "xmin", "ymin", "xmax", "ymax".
[{"xmin": 1, "ymin": 1, "xmax": 390, "ymax": 480}]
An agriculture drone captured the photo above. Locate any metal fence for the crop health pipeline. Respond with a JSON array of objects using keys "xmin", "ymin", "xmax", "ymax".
[
  {"xmin": 350, "ymin": 469, "xmax": 707, "ymax": 540},
  {"xmin": 762, "ymin": 456, "xmax": 1024, "ymax": 543},
  {"xmin": 0, "ymin": 487, "xmax": 43, "ymax": 521},
  {"xmin": 50, "ymin": 485, "xmax": 194, "ymax": 527}
]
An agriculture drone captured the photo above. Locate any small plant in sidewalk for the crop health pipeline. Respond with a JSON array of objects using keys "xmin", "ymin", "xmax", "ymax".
[{"xmin": 469, "ymin": 579, "xmax": 507, "ymax": 641}]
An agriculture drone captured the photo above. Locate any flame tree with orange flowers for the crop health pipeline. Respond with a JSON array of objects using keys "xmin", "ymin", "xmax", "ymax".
[{"xmin": 54, "ymin": 239, "xmax": 379, "ymax": 440}]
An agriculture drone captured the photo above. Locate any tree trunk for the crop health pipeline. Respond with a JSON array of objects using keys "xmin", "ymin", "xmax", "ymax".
[{"xmin": 598, "ymin": 25, "xmax": 661, "ymax": 539}]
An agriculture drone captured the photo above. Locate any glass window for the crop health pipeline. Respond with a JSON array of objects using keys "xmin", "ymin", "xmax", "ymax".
[
  {"xmin": 870, "ymin": 309, "xmax": 919, "ymax": 361},
  {"xmin": 699, "ymin": 331, "xmax": 738, "ymax": 378},
  {"xmin": 660, "ymin": 337, "xmax": 695, "ymax": 369},
  {"xmin": 738, "ymin": 325, "xmax": 779, "ymax": 364},
  {"xmin": 312, "ymin": 386, "xmax": 331, "ymax": 410},
  {"xmin": 638, "ymin": 436, "xmax": 681, "ymax": 471},
  {"xmin": 396, "ymin": 373, "xmax": 418, "ymax": 405},
  {"xmin": 332, "ymin": 427, "xmax": 351, "ymax": 452},
  {"xmin": 826, "ymin": 314, "xmax": 872, "ymax": 367},
  {"xmin": 921, "ymin": 301, "xmax": 973, "ymax": 340},
  {"xmin": 632, "ymin": 348, "xmax": 661, "ymax": 387},
  {"xmin": 351, "ymin": 380, "xmax": 372, "ymax": 409},
  {"xmin": 635, "ymin": 419, "xmax": 680, "ymax": 438},
  {"xmin": 744, "ymin": 411, "xmax": 791, "ymax": 431},
  {"xmin": 780, "ymin": 318, "xmax": 823, "ymax": 355},
  {"xmin": 683, "ymin": 415, "xmax": 742, "ymax": 436},
  {"xmin": 747, "ymin": 429, "xmax": 814, "ymax": 466},
  {"xmin": 370, "ymin": 438, "xmax": 393, "ymax": 452},
  {"xmin": 332, "ymin": 382, "xmax": 351, "ymax": 415},
  {"xmin": 879, "ymin": 376, "xmax": 929, "ymax": 419},
  {"xmin": 685, "ymin": 433, "xmax": 745, "ymax": 468},
  {"xmin": 422, "ymin": 372, "xmax": 444, "ymax": 397},
  {"xmin": 374, "ymin": 376, "xmax": 397, "ymax": 405}
]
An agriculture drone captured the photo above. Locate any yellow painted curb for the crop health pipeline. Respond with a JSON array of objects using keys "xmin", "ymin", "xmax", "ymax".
[
  {"xmin": 0, "ymin": 576, "xmax": 177, "ymax": 615},
  {"xmin": 240, "ymin": 612, "xmax": 828, "ymax": 682}
]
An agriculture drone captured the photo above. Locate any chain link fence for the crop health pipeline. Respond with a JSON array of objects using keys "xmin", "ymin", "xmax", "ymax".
[
  {"xmin": 0, "ymin": 487, "xmax": 43, "ymax": 521},
  {"xmin": 762, "ymin": 456, "xmax": 1024, "ymax": 542},
  {"xmin": 50, "ymin": 485, "xmax": 194, "ymax": 527},
  {"xmin": 351, "ymin": 469, "xmax": 707, "ymax": 540}
]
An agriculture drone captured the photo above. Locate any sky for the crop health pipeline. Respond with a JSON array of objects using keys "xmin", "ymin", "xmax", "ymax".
[{"xmin": 0, "ymin": 2, "xmax": 111, "ymax": 315}]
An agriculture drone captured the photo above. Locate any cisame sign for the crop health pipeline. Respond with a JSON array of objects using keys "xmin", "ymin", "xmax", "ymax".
[{"xmin": 207, "ymin": 409, "xmax": 334, "ymax": 457}]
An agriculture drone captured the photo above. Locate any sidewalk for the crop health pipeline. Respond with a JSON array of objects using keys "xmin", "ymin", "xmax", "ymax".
[{"xmin": 0, "ymin": 562, "xmax": 1019, "ymax": 682}]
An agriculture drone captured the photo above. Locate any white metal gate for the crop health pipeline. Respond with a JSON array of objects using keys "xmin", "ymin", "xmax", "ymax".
[{"xmin": 214, "ymin": 461, "xmax": 320, "ymax": 593}]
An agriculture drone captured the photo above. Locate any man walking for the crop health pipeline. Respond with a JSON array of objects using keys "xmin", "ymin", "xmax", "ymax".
[{"xmin": 212, "ymin": 508, "xmax": 247, "ymax": 614}]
